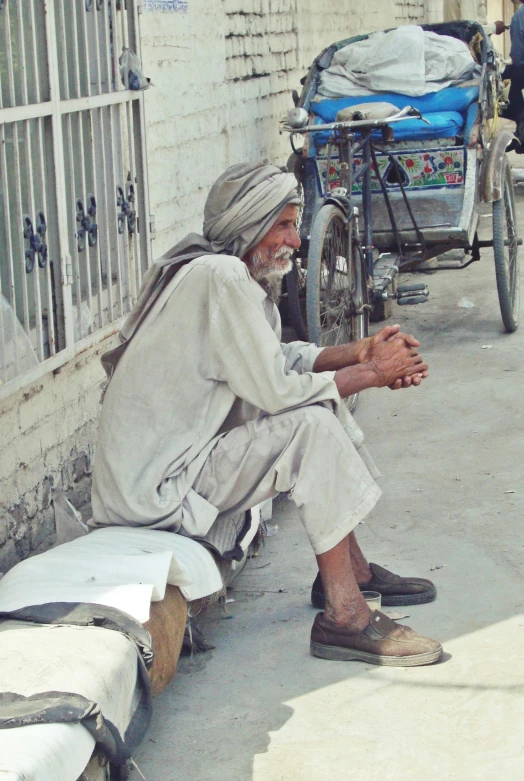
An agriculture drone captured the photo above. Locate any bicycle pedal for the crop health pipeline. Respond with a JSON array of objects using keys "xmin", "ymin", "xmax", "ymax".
[
  {"xmin": 396, "ymin": 283, "xmax": 429, "ymax": 306},
  {"xmin": 397, "ymin": 294, "xmax": 429, "ymax": 306},
  {"xmin": 397, "ymin": 283, "xmax": 428, "ymax": 294}
]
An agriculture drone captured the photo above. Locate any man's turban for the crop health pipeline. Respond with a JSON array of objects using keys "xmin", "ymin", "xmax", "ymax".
[
  {"xmin": 203, "ymin": 161, "xmax": 300, "ymax": 259},
  {"xmin": 119, "ymin": 161, "xmax": 300, "ymax": 345}
]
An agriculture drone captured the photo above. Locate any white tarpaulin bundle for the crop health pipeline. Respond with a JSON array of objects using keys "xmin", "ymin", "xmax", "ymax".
[
  {"xmin": 0, "ymin": 722, "xmax": 95, "ymax": 781},
  {"xmin": 318, "ymin": 26, "xmax": 479, "ymax": 98},
  {"xmin": 0, "ymin": 527, "xmax": 224, "ymax": 781},
  {"xmin": 0, "ymin": 526, "xmax": 223, "ymax": 624}
]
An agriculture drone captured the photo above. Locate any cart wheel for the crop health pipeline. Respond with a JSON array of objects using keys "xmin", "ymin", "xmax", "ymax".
[
  {"xmin": 493, "ymin": 158, "xmax": 520, "ymax": 332},
  {"xmin": 306, "ymin": 204, "xmax": 369, "ymax": 411}
]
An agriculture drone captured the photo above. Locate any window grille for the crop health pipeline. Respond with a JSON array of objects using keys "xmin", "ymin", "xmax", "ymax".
[{"xmin": 0, "ymin": 0, "xmax": 152, "ymax": 398}]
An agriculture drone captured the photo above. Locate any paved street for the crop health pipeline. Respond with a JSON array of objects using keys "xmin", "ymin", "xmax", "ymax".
[{"xmin": 130, "ymin": 172, "xmax": 524, "ymax": 781}]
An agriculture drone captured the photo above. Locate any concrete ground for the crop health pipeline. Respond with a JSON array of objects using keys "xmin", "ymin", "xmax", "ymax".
[{"xmin": 129, "ymin": 172, "xmax": 524, "ymax": 781}]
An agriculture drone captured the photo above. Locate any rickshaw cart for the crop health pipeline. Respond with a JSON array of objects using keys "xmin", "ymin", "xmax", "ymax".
[{"xmin": 283, "ymin": 22, "xmax": 520, "ymax": 363}]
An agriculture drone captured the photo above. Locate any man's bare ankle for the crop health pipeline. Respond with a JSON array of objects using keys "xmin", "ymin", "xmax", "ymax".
[
  {"xmin": 354, "ymin": 566, "xmax": 372, "ymax": 586},
  {"xmin": 324, "ymin": 606, "xmax": 370, "ymax": 632},
  {"xmin": 349, "ymin": 556, "xmax": 372, "ymax": 585}
]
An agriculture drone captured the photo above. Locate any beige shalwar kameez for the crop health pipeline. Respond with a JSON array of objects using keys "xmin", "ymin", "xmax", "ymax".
[
  {"xmin": 443, "ymin": 0, "xmax": 497, "ymax": 34},
  {"xmin": 91, "ymin": 255, "xmax": 381, "ymax": 556}
]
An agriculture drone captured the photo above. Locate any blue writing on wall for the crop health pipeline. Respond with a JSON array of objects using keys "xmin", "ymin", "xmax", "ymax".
[{"xmin": 143, "ymin": 0, "xmax": 188, "ymax": 11}]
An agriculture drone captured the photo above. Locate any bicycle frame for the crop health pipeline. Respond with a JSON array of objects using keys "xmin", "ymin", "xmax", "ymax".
[{"xmin": 286, "ymin": 110, "xmax": 428, "ymax": 300}]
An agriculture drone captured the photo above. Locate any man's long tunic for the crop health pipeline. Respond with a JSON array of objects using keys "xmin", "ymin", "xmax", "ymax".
[{"xmin": 91, "ymin": 256, "xmax": 350, "ymax": 534}]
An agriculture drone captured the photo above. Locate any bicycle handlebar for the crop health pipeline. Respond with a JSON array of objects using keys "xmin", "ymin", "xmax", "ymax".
[{"xmin": 282, "ymin": 106, "xmax": 430, "ymax": 134}]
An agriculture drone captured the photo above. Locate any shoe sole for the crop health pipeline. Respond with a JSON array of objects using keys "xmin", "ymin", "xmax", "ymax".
[
  {"xmin": 311, "ymin": 586, "xmax": 437, "ymax": 610},
  {"xmin": 310, "ymin": 641, "xmax": 443, "ymax": 667}
]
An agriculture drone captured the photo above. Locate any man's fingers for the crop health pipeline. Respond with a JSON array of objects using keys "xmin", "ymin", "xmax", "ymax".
[
  {"xmin": 405, "ymin": 362, "xmax": 429, "ymax": 376},
  {"xmin": 379, "ymin": 324, "xmax": 401, "ymax": 343},
  {"xmin": 388, "ymin": 369, "xmax": 429, "ymax": 390},
  {"xmin": 389, "ymin": 379, "xmax": 403, "ymax": 390},
  {"xmin": 389, "ymin": 330, "xmax": 421, "ymax": 348},
  {"xmin": 400, "ymin": 333, "xmax": 421, "ymax": 348}
]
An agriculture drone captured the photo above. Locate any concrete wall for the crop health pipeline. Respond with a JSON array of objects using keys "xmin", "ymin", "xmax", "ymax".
[
  {"xmin": 0, "ymin": 335, "xmax": 119, "ymax": 571},
  {"xmin": 0, "ymin": 0, "xmax": 430, "ymax": 571}
]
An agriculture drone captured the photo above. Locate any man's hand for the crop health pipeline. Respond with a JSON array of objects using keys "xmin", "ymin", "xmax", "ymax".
[
  {"xmin": 494, "ymin": 20, "xmax": 507, "ymax": 35},
  {"xmin": 333, "ymin": 333, "xmax": 429, "ymax": 399},
  {"xmin": 357, "ymin": 324, "xmax": 428, "ymax": 389},
  {"xmin": 388, "ymin": 373, "xmax": 427, "ymax": 391},
  {"xmin": 314, "ymin": 323, "xmax": 429, "ymax": 394},
  {"xmin": 356, "ymin": 324, "xmax": 419, "ymax": 364},
  {"xmin": 365, "ymin": 336, "xmax": 428, "ymax": 389}
]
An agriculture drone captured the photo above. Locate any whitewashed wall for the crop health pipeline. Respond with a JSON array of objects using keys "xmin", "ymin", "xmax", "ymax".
[
  {"xmin": 0, "ymin": 0, "xmax": 429, "ymax": 571},
  {"xmin": 141, "ymin": 0, "xmax": 427, "ymax": 254}
]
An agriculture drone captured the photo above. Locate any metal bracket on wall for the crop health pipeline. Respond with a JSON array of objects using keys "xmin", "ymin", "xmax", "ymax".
[
  {"xmin": 87, "ymin": 194, "xmax": 98, "ymax": 247},
  {"xmin": 23, "ymin": 213, "xmax": 48, "ymax": 273},
  {"xmin": 116, "ymin": 184, "xmax": 136, "ymax": 234},
  {"xmin": 126, "ymin": 183, "xmax": 136, "ymax": 233},
  {"xmin": 76, "ymin": 196, "xmax": 98, "ymax": 252}
]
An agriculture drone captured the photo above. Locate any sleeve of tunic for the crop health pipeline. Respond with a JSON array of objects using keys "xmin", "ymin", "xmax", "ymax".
[
  {"xmin": 208, "ymin": 273, "xmax": 340, "ymax": 416},
  {"xmin": 280, "ymin": 340, "xmax": 324, "ymax": 374}
]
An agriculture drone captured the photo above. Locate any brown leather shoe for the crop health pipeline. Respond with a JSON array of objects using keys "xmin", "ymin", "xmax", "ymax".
[
  {"xmin": 311, "ymin": 611, "xmax": 443, "ymax": 667},
  {"xmin": 311, "ymin": 563, "xmax": 437, "ymax": 609}
]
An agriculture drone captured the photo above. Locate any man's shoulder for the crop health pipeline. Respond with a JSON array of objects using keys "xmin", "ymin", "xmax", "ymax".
[
  {"xmin": 191, "ymin": 254, "xmax": 250, "ymax": 283},
  {"xmin": 174, "ymin": 254, "xmax": 264, "ymax": 307}
]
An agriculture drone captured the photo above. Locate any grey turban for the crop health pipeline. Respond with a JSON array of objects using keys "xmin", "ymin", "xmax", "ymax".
[
  {"xmin": 203, "ymin": 161, "xmax": 300, "ymax": 259},
  {"xmin": 119, "ymin": 160, "xmax": 300, "ymax": 346}
]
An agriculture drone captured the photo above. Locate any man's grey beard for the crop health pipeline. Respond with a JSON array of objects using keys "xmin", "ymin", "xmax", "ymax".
[{"xmin": 248, "ymin": 245, "xmax": 294, "ymax": 282}]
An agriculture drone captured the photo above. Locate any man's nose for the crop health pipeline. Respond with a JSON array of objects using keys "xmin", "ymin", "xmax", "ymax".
[{"xmin": 288, "ymin": 225, "xmax": 301, "ymax": 250}]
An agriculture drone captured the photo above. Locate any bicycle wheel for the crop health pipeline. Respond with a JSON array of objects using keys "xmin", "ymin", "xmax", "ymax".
[
  {"xmin": 307, "ymin": 204, "xmax": 368, "ymax": 345},
  {"xmin": 306, "ymin": 204, "xmax": 369, "ymax": 410},
  {"xmin": 493, "ymin": 157, "xmax": 520, "ymax": 332}
]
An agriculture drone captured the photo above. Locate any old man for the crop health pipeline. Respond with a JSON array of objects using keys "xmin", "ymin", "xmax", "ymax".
[{"xmin": 91, "ymin": 161, "xmax": 442, "ymax": 667}]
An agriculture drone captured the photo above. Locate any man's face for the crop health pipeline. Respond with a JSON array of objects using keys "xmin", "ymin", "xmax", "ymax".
[{"xmin": 244, "ymin": 204, "xmax": 301, "ymax": 282}]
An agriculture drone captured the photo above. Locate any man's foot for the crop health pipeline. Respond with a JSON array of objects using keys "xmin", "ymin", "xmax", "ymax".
[
  {"xmin": 310, "ymin": 611, "xmax": 443, "ymax": 667},
  {"xmin": 311, "ymin": 563, "xmax": 437, "ymax": 609}
]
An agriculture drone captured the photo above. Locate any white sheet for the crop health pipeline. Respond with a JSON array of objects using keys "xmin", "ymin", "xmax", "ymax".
[
  {"xmin": 0, "ymin": 620, "xmax": 140, "ymax": 741},
  {"xmin": 0, "ymin": 527, "xmax": 223, "ymax": 623},
  {"xmin": 0, "ymin": 722, "xmax": 95, "ymax": 781},
  {"xmin": 0, "ymin": 527, "xmax": 224, "ymax": 780},
  {"xmin": 319, "ymin": 26, "xmax": 479, "ymax": 98}
]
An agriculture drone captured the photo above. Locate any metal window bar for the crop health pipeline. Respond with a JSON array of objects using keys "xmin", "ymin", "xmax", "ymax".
[
  {"xmin": 29, "ymin": 1, "xmax": 57, "ymax": 359},
  {"xmin": 114, "ymin": 3, "xmax": 135, "ymax": 305},
  {"xmin": 17, "ymin": 3, "xmax": 45, "ymax": 361},
  {"xmin": 130, "ymin": 0, "xmax": 152, "ymax": 289},
  {"xmin": 0, "ymin": 78, "xmax": 19, "ymax": 379},
  {"xmin": 103, "ymin": 3, "xmax": 125, "ymax": 318}
]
